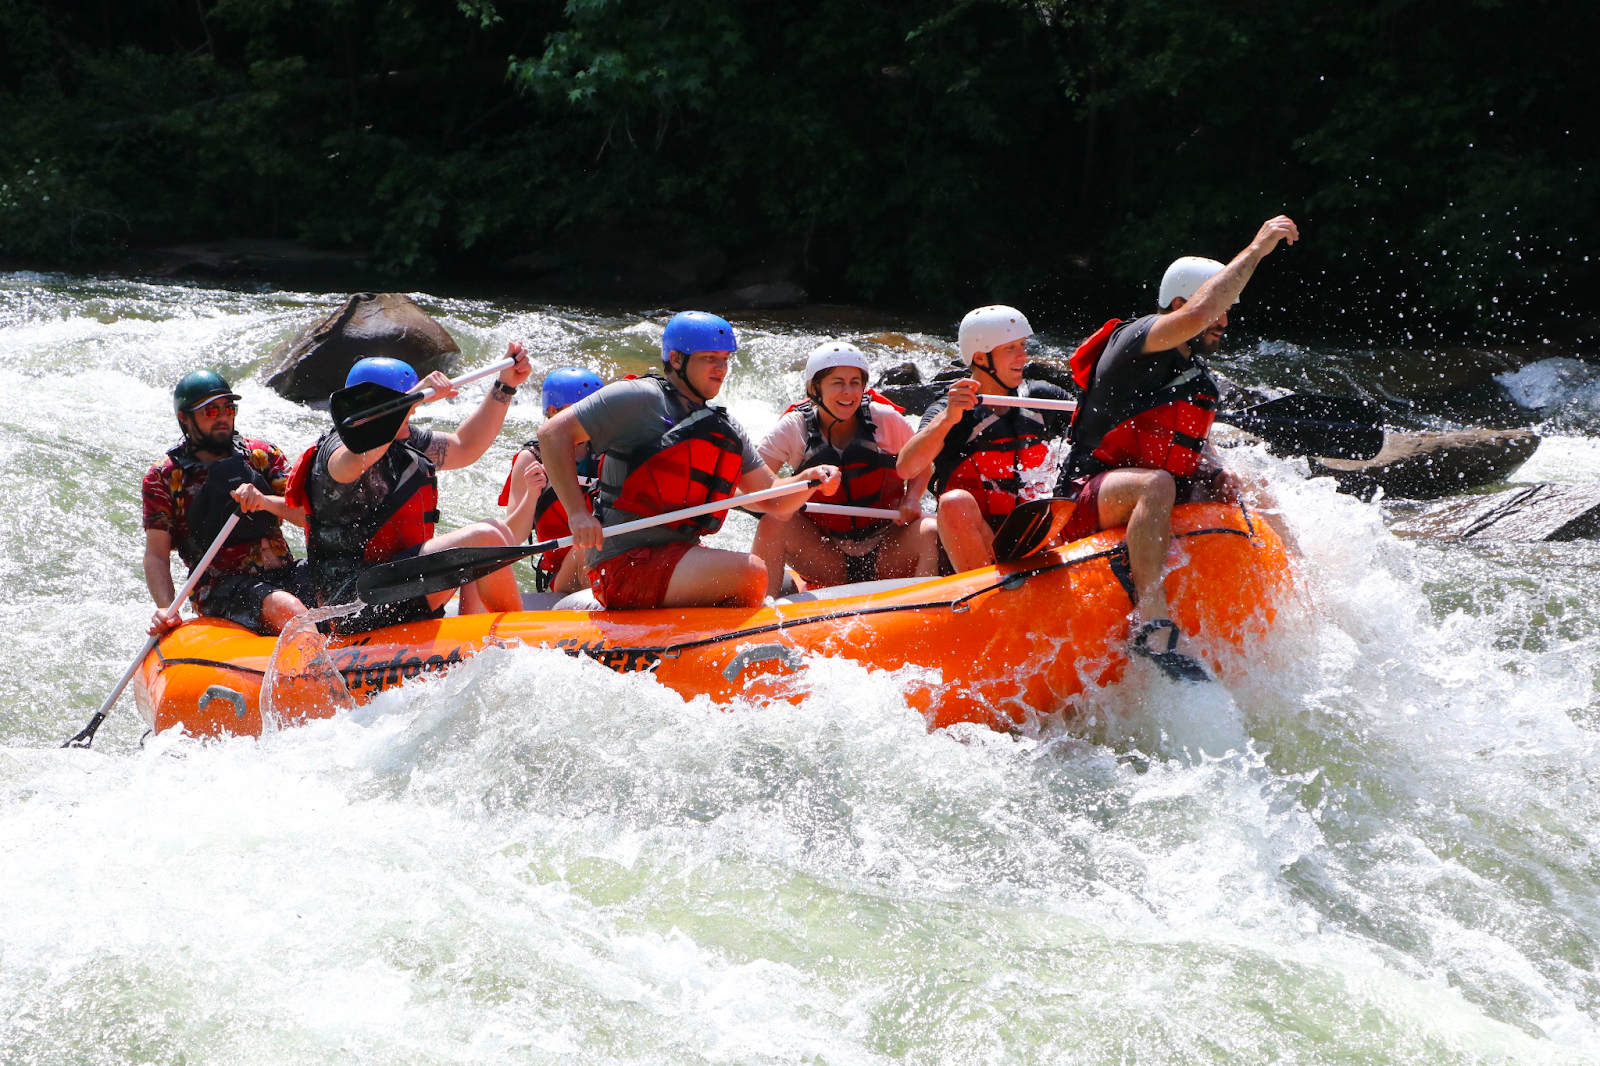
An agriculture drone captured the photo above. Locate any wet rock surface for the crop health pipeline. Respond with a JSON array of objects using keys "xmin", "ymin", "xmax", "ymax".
[
  {"xmin": 1390, "ymin": 482, "xmax": 1600, "ymax": 541},
  {"xmin": 264, "ymin": 292, "xmax": 460, "ymax": 402},
  {"xmin": 1310, "ymin": 428, "xmax": 1540, "ymax": 499}
]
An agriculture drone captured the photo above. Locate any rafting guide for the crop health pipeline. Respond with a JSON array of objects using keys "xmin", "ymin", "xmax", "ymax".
[
  {"xmin": 752, "ymin": 341, "xmax": 939, "ymax": 596},
  {"xmin": 539, "ymin": 311, "xmax": 842, "ymax": 609},
  {"xmin": 284, "ymin": 343, "xmax": 532, "ymax": 633},
  {"xmin": 1057, "ymin": 214, "xmax": 1302, "ymax": 682},
  {"xmin": 142, "ymin": 370, "xmax": 311, "ymax": 638}
]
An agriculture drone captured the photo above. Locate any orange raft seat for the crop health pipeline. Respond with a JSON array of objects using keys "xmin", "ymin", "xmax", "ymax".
[{"xmin": 133, "ymin": 502, "xmax": 1292, "ymax": 737}]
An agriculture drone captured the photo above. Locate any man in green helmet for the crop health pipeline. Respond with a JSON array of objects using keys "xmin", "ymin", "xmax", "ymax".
[{"xmin": 141, "ymin": 371, "xmax": 310, "ymax": 637}]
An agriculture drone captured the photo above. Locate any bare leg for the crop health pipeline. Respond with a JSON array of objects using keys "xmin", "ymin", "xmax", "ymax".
[
  {"xmin": 1093, "ymin": 469, "xmax": 1178, "ymax": 623},
  {"xmin": 1211, "ymin": 468, "xmax": 1299, "ymax": 554},
  {"xmin": 661, "ymin": 545, "xmax": 768, "ymax": 608},
  {"xmin": 552, "ymin": 548, "xmax": 589, "ymax": 593},
  {"xmin": 937, "ymin": 490, "xmax": 995, "ymax": 573},
  {"xmin": 873, "ymin": 516, "xmax": 941, "ymax": 579},
  {"xmin": 259, "ymin": 591, "xmax": 309, "ymax": 635},
  {"xmin": 419, "ymin": 520, "xmax": 521, "ymax": 614}
]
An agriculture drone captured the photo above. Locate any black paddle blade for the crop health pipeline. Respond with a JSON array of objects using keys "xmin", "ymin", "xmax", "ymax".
[
  {"xmin": 357, "ymin": 543, "xmax": 545, "ymax": 605},
  {"xmin": 992, "ymin": 498, "xmax": 1078, "ymax": 563},
  {"xmin": 330, "ymin": 381, "xmax": 418, "ymax": 453}
]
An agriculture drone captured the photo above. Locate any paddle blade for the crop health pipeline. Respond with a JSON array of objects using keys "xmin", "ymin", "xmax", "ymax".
[
  {"xmin": 356, "ymin": 544, "xmax": 542, "ymax": 605},
  {"xmin": 330, "ymin": 381, "xmax": 416, "ymax": 452},
  {"xmin": 992, "ymin": 498, "xmax": 1077, "ymax": 562}
]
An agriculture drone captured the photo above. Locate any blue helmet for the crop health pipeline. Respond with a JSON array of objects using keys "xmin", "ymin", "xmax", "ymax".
[
  {"xmin": 345, "ymin": 356, "xmax": 418, "ymax": 392},
  {"xmin": 661, "ymin": 311, "xmax": 737, "ymax": 365},
  {"xmin": 541, "ymin": 366, "xmax": 605, "ymax": 411}
]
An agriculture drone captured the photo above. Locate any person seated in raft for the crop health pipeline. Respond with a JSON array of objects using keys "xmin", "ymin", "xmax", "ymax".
[
  {"xmin": 751, "ymin": 340, "xmax": 939, "ymax": 596},
  {"xmin": 538, "ymin": 311, "xmax": 842, "ymax": 610},
  {"xmin": 142, "ymin": 371, "xmax": 311, "ymax": 637},
  {"xmin": 285, "ymin": 347, "xmax": 532, "ymax": 632},
  {"xmin": 895, "ymin": 305, "xmax": 1073, "ymax": 573},
  {"xmin": 499, "ymin": 366, "xmax": 606, "ymax": 594},
  {"xmin": 1053, "ymin": 215, "xmax": 1301, "ymax": 682}
]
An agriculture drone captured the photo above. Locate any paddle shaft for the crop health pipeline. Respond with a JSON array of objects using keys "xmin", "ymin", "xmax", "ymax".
[
  {"xmin": 804, "ymin": 503, "xmax": 925, "ymax": 520},
  {"xmin": 980, "ymin": 394, "xmax": 1078, "ymax": 413},
  {"xmin": 64, "ymin": 512, "xmax": 242, "ymax": 748},
  {"xmin": 536, "ymin": 480, "xmax": 818, "ymax": 553},
  {"xmin": 343, "ymin": 356, "xmax": 516, "ymax": 429}
]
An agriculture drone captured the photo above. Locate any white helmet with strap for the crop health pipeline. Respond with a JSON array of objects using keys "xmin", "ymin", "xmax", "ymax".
[
  {"xmin": 1158, "ymin": 256, "xmax": 1231, "ymax": 309},
  {"xmin": 957, "ymin": 305, "xmax": 1032, "ymax": 366},
  {"xmin": 803, "ymin": 340, "xmax": 871, "ymax": 384}
]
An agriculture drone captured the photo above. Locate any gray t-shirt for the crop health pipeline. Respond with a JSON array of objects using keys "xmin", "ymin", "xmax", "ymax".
[{"xmin": 574, "ymin": 377, "xmax": 764, "ymax": 565}]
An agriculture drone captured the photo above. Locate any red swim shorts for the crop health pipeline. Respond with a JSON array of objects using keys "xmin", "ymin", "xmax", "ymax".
[
  {"xmin": 1059, "ymin": 472, "xmax": 1108, "ymax": 542},
  {"xmin": 586, "ymin": 541, "xmax": 696, "ymax": 610}
]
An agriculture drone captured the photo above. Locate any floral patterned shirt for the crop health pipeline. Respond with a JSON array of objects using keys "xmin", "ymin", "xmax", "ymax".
[{"xmin": 142, "ymin": 436, "xmax": 295, "ymax": 590}]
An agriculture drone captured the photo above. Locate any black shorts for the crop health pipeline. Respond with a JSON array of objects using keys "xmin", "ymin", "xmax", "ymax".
[{"xmin": 196, "ymin": 564, "xmax": 308, "ymax": 634}]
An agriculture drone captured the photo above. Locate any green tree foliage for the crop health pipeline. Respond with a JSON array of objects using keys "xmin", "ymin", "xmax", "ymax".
[{"xmin": 0, "ymin": 0, "xmax": 1594, "ymax": 333}]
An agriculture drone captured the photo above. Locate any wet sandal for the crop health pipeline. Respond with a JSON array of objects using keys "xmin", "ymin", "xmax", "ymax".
[{"xmin": 1130, "ymin": 619, "xmax": 1212, "ymax": 684}]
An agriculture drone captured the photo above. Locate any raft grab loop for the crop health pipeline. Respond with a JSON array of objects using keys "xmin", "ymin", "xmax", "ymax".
[
  {"xmin": 723, "ymin": 644, "xmax": 804, "ymax": 681},
  {"xmin": 200, "ymin": 685, "xmax": 247, "ymax": 720}
]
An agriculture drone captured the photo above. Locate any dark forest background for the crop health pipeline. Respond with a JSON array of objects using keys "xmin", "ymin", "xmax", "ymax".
[{"xmin": 1, "ymin": 0, "xmax": 1594, "ymax": 341}]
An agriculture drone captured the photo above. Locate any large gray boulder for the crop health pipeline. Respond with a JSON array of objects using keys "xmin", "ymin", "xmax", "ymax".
[
  {"xmin": 265, "ymin": 292, "xmax": 459, "ymax": 402},
  {"xmin": 1391, "ymin": 482, "xmax": 1600, "ymax": 541},
  {"xmin": 1309, "ymin": 428, "xmax": 1540, "ymax": 499}
]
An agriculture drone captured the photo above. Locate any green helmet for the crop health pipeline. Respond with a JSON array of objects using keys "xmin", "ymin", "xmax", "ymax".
[{"xmin": 173, "ymin": 370, "xmax": 241, "ymax": 414}]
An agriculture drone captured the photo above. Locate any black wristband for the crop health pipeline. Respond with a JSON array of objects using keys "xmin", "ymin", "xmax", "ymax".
[{"xmin": 491, "ymin": 380, "xmax": 517, "ymax": 400}]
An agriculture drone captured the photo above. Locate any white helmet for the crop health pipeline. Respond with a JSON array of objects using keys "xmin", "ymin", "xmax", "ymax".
[
  {"xmin": 1158, "ymin": 256, "xmax": 1231, "ymax": 309},
  {"xmin": 957, "ymin": 305, "xmax": 1033, "ymax": 366},
  {"xmin": 803, "ymin": 340, "xmax": 871, "ymax": 385}
]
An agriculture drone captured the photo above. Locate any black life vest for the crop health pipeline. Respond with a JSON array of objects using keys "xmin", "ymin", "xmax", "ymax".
[
  {"xmin": 931, "ymin": 382, "xmax": 1063, "ymax": 526},
  {"xmin": 1066, "ymin": 318, "xmax": 1220, "ymax": 481},
  {"xmin": 165, "ymin": 436, "xmax": 282, "ymax": 568},
  {"xmin": 795, "ymin": 400, "xmax": 905, "ymax": 539},
  {"xmin": 285, "ymin": 430, "xmax": 439, "ymax": 591},
  {"xmin": 593, "ymin": 377, "xmax": 746, "ymax": 536}
]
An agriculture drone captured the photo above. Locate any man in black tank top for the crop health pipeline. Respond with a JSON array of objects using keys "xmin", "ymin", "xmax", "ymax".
[{"xmin": 1061, "ymin": 216, "xmax": 1300, "ymax": 680}]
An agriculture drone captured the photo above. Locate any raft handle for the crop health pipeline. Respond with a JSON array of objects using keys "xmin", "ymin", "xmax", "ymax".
[
  {"xmin": 200, "ymin": 685, "xmax": 247, "ymax": 721},
  {"xmin": 723, "ymin": 644, "xmax": 804, "ymax": 681},
  {"xmin": 951, "ymin": 571, "xmax": 1029, "ymax": 613}
]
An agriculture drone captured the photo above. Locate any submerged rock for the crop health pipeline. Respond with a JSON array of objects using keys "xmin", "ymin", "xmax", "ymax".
[
  {"xmin": 264, "ymin": 292, "xmax": 459, "ymax": 402},
  {"xmin": 1310, "ymin": 429, "xmax": 1540, "ymax": 499},
  {"xmin": 1391, "ymin": 482, "xmax": 1600, "ymax": 541}
]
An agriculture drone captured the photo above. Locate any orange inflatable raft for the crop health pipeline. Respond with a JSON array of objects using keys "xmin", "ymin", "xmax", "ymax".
[{"xmin": 133, "ymin": 502, "xmax": 1291, "ymax": 737}]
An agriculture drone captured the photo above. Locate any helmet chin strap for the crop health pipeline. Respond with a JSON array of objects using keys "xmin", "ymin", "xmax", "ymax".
[
  {"xmin": 667, "ymin": 356, "xmax": 711, "ymax": 406},
  {"xmin": 971, "ymin": 353, "xmax": 1015, "ymax": 395}
]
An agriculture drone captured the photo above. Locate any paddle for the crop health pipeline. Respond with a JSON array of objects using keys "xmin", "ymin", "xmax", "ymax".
[
  {"xmin": 331, "ymin": 356, "xmax": 516, "ymax": 453},
  {"xmin": 979, "ymin": 392, "xmax": 1384, "ymax": 461},
  {"xmin": 804, "ymin": 503, "xmax": 931, "ymax": 521},
  {"xmin": 357, "ymin": 480, "xmax": 822, "ymax": 605},
  {"xmin": 991, "ymin": 499, "xmax": 1078, "ymax": 563},
  {"xmin": 63, "ymin": 512, "xmax": 242, "ymax": 748}
]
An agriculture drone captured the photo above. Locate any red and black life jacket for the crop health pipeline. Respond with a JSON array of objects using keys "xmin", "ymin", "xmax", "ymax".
[
  {"xmin": 1066, "ymin": 318, "xmax": 1220, "ymax": 481},
  {"xmin": 795, "ymin": 400, "xmax": 905, "ymax": 540},
  {"xmin": 165, "ymin": 435, "xmax": 284, "ymax": 567},
  {"xmin": 931, "ymin": 382, "xmax": 1065, "ymax": 526},
  {"xmin": 285, "ymin": 431, "xmax": 439, "ymax": 587},
  {"xmin": 593, "ymin": 377, "xmax": 746, "ymax": 536}
]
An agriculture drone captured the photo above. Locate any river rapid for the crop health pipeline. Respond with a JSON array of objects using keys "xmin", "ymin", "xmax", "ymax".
[{"xmin": 4, "ymin": 273, "xmax": 1600, "ymax": 1064}]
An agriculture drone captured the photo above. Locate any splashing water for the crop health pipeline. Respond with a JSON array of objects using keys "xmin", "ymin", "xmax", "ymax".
[
  {"xmin": 260, "ymin": 602, "xmax": 362, "ymax": 728},
  {"xmin": 4, "ymin": 273, "xmax": 1600, "ymax": 1064}
]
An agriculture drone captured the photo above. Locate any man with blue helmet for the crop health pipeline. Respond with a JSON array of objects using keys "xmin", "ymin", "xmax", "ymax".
[
  {"xmin": 539, "ymin": 311, "xmax": 841, "ymax": 609},
  {"xmin": 500, "ymin": 366, "xmax": 607, "ymax": 594},
  {"xmin": 285, "ymin": 342, "xmax": 532, "ymax": 631}
]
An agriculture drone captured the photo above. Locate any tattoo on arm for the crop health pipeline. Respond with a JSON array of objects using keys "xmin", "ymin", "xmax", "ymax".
[{"xmin": 425, "ymin": 437, "xmax": 451, "ymax": 465}]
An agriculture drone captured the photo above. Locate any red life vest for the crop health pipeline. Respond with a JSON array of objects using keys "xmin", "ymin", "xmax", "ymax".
[
  {"xmin": 794, "ymin": 400, "xmax": 906, "ymax": 539},
  {"xmin": 594, "ymin": 378, "xmax": 746, "ymax": 536},
  {"xmin": 930, "ymin": 382, "xmax": 1065, "ymax": 526},
  {"xmin": 286, "ymin": 432, "xmax": 440, "ymax": 582},
  {"xmin": 1065, "ymin": 317, "xmax": 1220, "ymax": 481}
]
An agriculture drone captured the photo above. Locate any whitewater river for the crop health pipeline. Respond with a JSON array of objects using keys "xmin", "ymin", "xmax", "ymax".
[{"xmin": 4, "ymin": 273, "xmax": 1600, "ymax": 1064}]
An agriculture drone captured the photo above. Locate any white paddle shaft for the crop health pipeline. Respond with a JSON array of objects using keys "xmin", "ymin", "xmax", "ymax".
[
  {"xmin": 980, "ymin": 394, "xmax": 1077, "ymax": 412},
  {"xmin": 543, "ymin": 481, "xmax": 816, "ymax": 551},
  {"xmin": 94, "ymin": 512, "xmax": 242, "ymax": 720},
  {"xmin": 805, "ymin": 503, "xmax": 925, "ymax": 520},
  {"xmin": 419, "ymin": 356, "xmax": 516, "ymax": 402}
]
